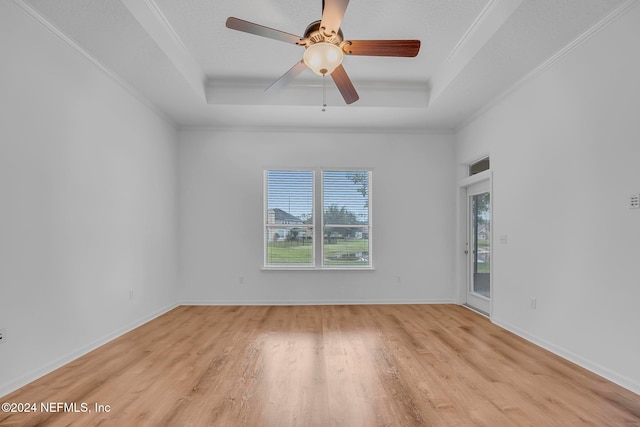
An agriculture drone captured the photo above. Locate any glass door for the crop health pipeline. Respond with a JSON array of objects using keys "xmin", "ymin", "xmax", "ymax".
[{"xmin": 466, "ymin": 180, "xmax": 491, "ymax": 314}]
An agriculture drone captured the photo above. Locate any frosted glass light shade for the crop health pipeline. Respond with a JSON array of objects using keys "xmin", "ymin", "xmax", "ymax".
[{"xmin": 303, "ymin": 43, "xmax": 344, "ymax": 76}]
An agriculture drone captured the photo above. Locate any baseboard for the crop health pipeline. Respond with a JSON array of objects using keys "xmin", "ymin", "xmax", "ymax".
[
  {"xmin": 179, "ymin": 298, "xmax": 457, "ymax": 306},
  {"xmin": 462, "ymin": 303, "xmax": 489, "ymax": 318},
  {"xmin": 492, "ymin": 317, "xmax": 640, "ymax": 396},
  {"xmin": 0, "ymin": 303, "xmax": 178, "ymax": 398}
]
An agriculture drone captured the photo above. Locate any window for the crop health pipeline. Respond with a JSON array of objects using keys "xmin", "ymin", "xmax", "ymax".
[
  {"xmin": 322, "ymin": 171, "xmax": 370, "ymax": 267},
  {"xmin": 264, "ymin": 170, "xmax": 314, "ymax": 267},
  {"xmin": 469, "ymin": 157, "xmax": 490, "ymax": 176},
  {"xmin": 264, "ymin": 169, "xmax": 372, "ymax": 269}
]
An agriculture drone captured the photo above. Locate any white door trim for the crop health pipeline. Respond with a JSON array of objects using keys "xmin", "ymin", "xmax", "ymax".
[{"xmin": 457, "ymin": 171, "xmax": 493, "ymax": 317}]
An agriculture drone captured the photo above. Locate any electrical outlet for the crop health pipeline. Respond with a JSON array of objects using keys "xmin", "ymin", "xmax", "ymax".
[
  {"xmin": 129, "ymin": 290, "xmax": 134, "ymax": 300},
  {"xmin": 530, "ymin": 298, "xmax": 537, "ymax": 310},
  {"xmin": 238, "ymin": 276, "xmax": 244, "ymax": 285},
  {"xmin": 0, "ymin": 328, "xmax": 6, "ymax": 344}
]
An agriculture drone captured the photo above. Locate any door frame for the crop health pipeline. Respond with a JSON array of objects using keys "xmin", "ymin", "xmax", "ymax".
[{"xmin": 457, "ymin": 169, "xmax": 493, "ymax": 317}]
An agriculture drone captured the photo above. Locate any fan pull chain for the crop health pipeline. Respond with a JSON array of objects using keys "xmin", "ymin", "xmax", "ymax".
[{"xmin": 322, "ymin": 74, "xmax": 327, "ymax": 112}]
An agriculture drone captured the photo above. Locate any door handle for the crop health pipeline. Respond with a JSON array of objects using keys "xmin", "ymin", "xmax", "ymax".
[{"xmin": 464, "ymin": 250, "xmax": 469, "ymax": 254}]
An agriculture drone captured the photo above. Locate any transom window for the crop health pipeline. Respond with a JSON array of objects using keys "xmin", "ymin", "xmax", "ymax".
[
  {"xmin": 469, "ymin": 157, "xmax": 490, "ymax": 176},
  {"xmin": 264, "ymin": 169, "xmax": 372, "ymax": 269}
]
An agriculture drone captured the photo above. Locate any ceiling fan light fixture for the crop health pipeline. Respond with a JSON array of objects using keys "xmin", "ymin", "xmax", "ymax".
[
  {"xmin": 303, "ymin": 42, "xmax": 344, "ymax": 76},
  {"xmin": 226, "ymin": 1, "xmax": 420, "ymax": 105}
]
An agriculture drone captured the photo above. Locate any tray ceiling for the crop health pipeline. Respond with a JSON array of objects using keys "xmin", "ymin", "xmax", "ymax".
[{"xmin": 20, "ymin": 0, "xmax": 631, "ymax": 131}]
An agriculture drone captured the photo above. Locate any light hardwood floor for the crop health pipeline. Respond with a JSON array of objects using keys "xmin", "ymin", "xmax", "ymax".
[{"xmin": 1, "ymin": 304, "xmax": 639, "ymax": 426}]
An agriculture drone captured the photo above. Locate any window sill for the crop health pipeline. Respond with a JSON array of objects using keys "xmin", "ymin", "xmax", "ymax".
[{"xmin": 262, "ymin": 266, "xmax": 375, "ymax": 271}]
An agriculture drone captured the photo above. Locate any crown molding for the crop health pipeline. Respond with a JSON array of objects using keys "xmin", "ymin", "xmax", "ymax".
[
  {"xmin": 142, "ymin": 0, "xmax": 190, "ymax": 55},
  {"xmin": 121, "ymin": 0, "xmax": 206, "ymax": 100},
  {"xmin": 430, "ymin": 0, "xmax": 524, "ymax": 104},
  {"xmin": 444, "ymin": 0, "xmax": 500, "ymax": 64},
  {"xmin": 457, "ymin": 0, "xmax": 639, "ymax": 132},
  {"xmin": 10, "ymin": 0, "xmax": 176, "ymax": 128},
  {"xmin": 176, "ymin": 123, "xmax": 455, "ymax": 136}
]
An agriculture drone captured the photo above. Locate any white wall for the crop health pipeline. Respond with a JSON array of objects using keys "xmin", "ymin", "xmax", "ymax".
[
  {"xmin": 178, "ymin": 129, "xmax": 456, "ymax": 304},
  {"xmin": 4, "ymin": 0, "xmax": 637, "ymax": 402},
  {"xmin": 455, "ymin": 4, "xmax": 640, "ymax": 393},
  {"xmin": 0, "ymin": 3, "xmax": 178, "ymax": 396}
]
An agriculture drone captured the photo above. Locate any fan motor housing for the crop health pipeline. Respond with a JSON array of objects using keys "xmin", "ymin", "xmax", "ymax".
[{"xmin": 301, "ymin": 20, "xmax": 344, "ymax": 46}]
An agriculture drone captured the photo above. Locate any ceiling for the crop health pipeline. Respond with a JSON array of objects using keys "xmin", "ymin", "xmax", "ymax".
[{"xmin": 20, "ymin": 0, "xmax": 627, "ymax": 131}]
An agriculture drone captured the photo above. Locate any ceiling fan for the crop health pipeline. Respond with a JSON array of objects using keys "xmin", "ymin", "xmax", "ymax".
[{"xmin": 226, "ymin": 0, "xmax": 420, "ymax": 105}]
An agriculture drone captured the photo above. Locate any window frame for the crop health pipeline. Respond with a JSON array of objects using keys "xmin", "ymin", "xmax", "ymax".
[
  {"xmin": 320, "ymin": 169, "xmax": 373, "ymax": 270},
  {"xmin": 263, "ymin": 169, "xmax": 316, "ymax": 269},
  {"xmin": 263, "ymin": 168, "xmax": 373, "ymax": 270}
]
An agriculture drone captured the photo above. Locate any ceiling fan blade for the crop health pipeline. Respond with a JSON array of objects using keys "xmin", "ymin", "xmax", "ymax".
[
  {"xmin": 343, "ymin": 40, "xmax": 421, "ymax": 57},
  {"xmin": 226, "ymin": 17, "xmax": 302, "ymax": 45},
  {"xmin": 320, "ymin": 0, "xmax": 349, "ymax": 35},
  {"xmin": 330, "ymin": 64, "xmax": 359, "ymax": 105},
  {"xmin": 265, "ymin": 60, "xmax": 308, "ymax": 93}
]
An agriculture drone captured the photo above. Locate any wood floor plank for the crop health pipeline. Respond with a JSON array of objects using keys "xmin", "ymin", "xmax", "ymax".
[{"xmin": 1, "ymin": 304, "xmax": 639, "ymax": 426}]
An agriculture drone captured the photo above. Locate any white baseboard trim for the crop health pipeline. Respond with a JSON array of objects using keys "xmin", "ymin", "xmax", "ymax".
[
  {"xmin": 0, "ymin": 303, "xmax": 178, "ymax": 398},
  {"xmin": 179, "ymin": 298, "xmax": 457, "ymax": 306},
  {"xmin": 492, "ymin": 317, "xmax": 640, "ymax": 396}
]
